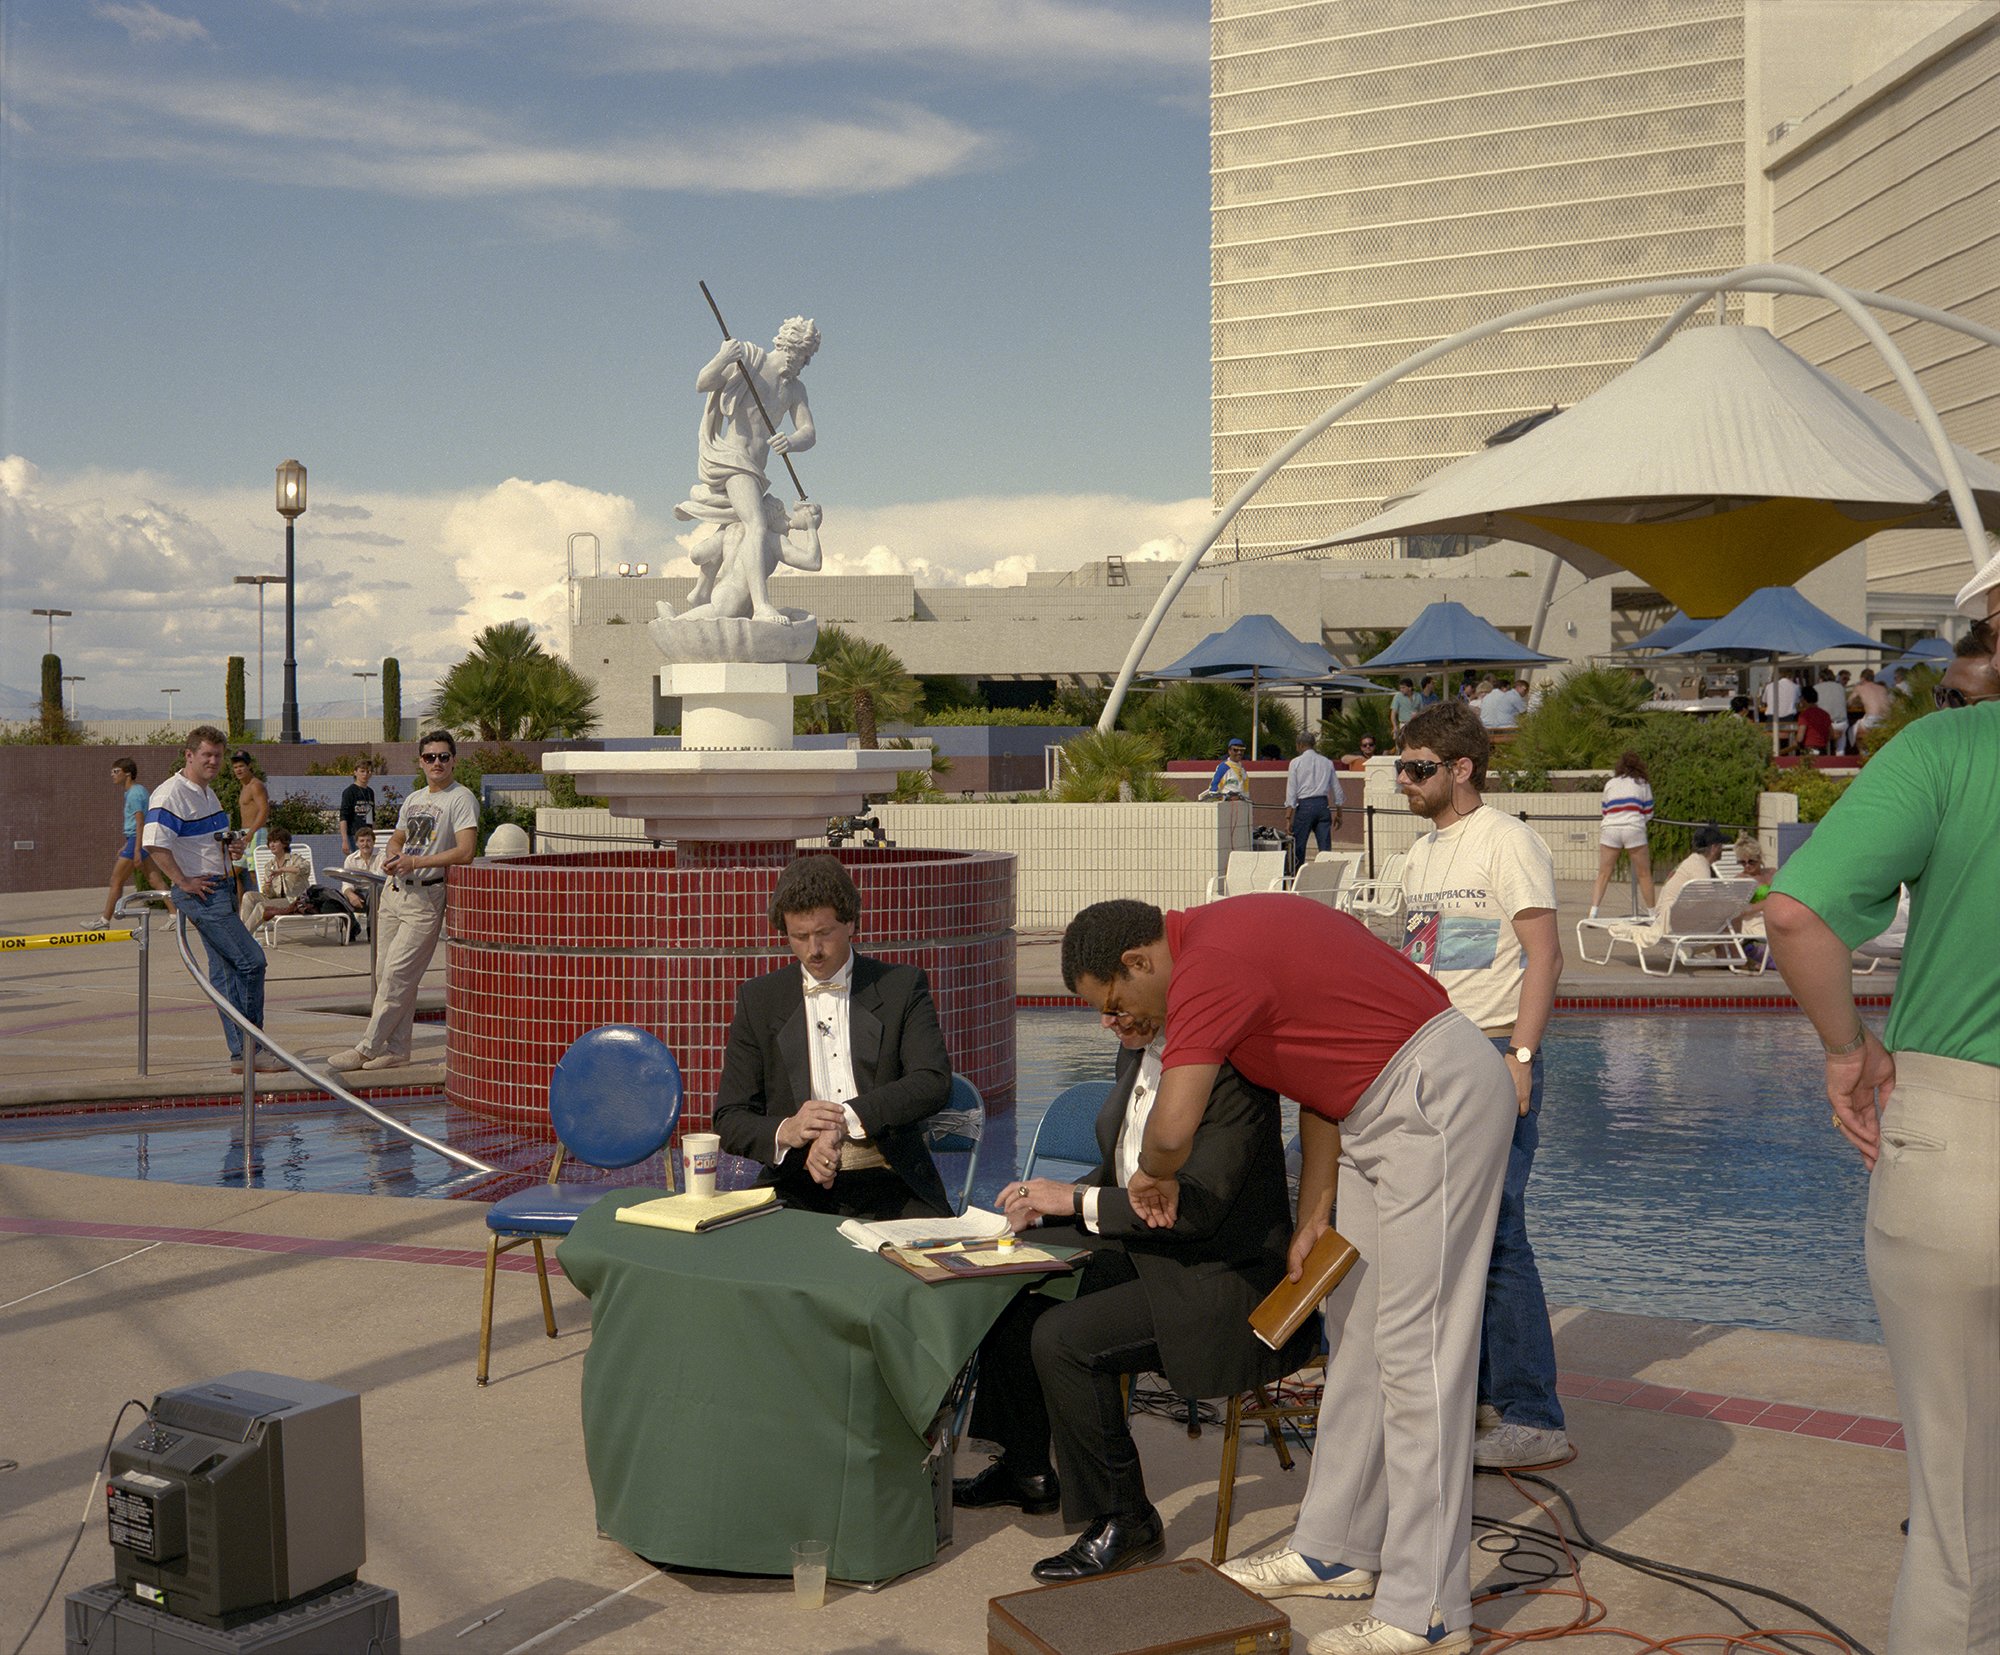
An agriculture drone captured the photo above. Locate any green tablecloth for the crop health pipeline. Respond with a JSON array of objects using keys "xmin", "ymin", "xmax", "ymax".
[{"xmin": 558, "ymin": 1194, "xmax": 1051, "ymax": 1583}]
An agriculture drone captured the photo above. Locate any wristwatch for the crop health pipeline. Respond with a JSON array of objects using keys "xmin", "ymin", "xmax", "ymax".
[
  {"xmin": 1511, "ymin": 1045, "xmax": 1535, "ymax": 1066},
  {"xmin": 1072, "ymin": 1184, "xmax": 1086, "ymax": 1218}
]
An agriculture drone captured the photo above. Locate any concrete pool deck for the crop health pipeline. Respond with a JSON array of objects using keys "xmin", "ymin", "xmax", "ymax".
[
  {"xmin": 0, "ymin": 881, "xmax": 1908, "ymax": 1652},
  {"xmin": 1, "ymin": 1162, "xmax": 1903, "ymax": 1655},
  {"xmin": 0, "ymin": 880, "xmax": 1893, "ymax": 1111}
]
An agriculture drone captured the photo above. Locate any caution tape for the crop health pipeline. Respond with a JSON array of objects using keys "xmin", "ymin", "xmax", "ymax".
[{"xmin": 0, "ymin": 928, "xmax": 136, "ymax": 952}]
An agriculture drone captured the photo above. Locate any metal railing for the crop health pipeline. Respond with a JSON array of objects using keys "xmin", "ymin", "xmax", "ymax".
[
  {"xmin": 317, "ymin": 866, "xmax": 386, "ymax": 983},
  {"xmin": 166, "ymin": 908, "xmax": 496, "ymax": 1186}
]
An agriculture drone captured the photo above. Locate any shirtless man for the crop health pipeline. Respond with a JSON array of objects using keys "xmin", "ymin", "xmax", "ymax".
[
  {"xmin": 675, "ymin": 316, "xmax": 819, "ymax": 623},
  {"xmin": 229, "ymin": 750, "xmax": 270, "ymax": 896}
]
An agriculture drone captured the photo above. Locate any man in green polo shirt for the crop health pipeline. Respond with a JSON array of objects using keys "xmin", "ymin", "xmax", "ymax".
[{"xmin": 1764, "ymin": 684, "xmax": 1997, "ymax": 1655}]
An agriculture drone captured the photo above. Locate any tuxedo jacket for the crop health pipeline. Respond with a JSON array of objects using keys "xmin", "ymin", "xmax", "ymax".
[
  {"xmin": 712, "ymin": 953, "xmax": 952, "ymax": 1217},
  {"xmin": 1078, "ymin": 1046, "xmax": 1317, "ymax": 1399}
]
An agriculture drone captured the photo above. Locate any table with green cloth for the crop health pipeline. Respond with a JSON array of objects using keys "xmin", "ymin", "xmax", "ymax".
[{"xmin": 558, "ymin": 1193, "xmax": 1070, "ymax": 1584}]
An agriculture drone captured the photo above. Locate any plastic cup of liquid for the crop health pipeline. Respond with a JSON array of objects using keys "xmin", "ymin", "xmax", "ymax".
[{"xmin": 791, "ymin": 1540, "xmax": 828, "ymax": 1609}]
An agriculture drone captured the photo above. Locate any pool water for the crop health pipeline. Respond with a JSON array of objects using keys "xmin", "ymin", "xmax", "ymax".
[{"xmin": 0, "ymin": 1010, "xmax": 1875, "ymax": 1341}]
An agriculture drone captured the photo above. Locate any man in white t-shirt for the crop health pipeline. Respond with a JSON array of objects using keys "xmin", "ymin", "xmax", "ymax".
[
  {"xmin": 1477, "ymin": 680, "xmax": 1527, "ymax": 730},
  {"xmin": 328, "ymin": 730, "xmax": 479, "ymax": 1072},
  {"xmin": 142, "ymin": 725, "xmax": 275, "ymax": 1074},
  {"xmin": 1396, "ymin": 700, "xmax": 1569, "ymax": 1470},
  {"xmin": 1760, "ymin": 670, "xmax": 1801, "ymax": 722}
]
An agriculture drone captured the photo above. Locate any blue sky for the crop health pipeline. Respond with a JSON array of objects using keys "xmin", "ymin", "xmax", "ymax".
[{"xmin": 0, "ymin": 0, "xmax": 1215, "ymax": 714}]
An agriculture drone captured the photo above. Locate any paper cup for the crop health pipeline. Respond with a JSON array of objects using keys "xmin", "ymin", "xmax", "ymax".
[{"xmin": 681, "ymin": 1132, "xmax": 720, "ymax": 1198}]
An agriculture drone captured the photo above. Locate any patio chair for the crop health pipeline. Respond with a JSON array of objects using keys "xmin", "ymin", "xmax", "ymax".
[
  {"xmin": 1204, "ymin": 849, "xmax": 1289, "ymax": 903},
  {"xmin": 1337, "ymin": 850, "xmax": 1407, "ymax": 918},
  {"xmin": 251, "ymin": 844, "xmax": 350, "ymax": 946},
  {"xmin": 1023, "ymin": 1080, "xmax": 1113, "ymax": 1176},
  {"xmin": 476, "ymin": 1025, "xmax": 682, "ymax": 1385},
  {"xmin": 1287, "ymin": 851, "xmax": 1362, "ymax": 907},
  {"xmin": 924, "ymin": 1074, "xmax": 986, "ymax": 1216},
  {"xmin": 1575, "ymin": 878, "xmax": 1757, "ymax": 975}
]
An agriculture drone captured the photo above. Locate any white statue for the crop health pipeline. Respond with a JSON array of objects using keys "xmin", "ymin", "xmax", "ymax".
[{"xmin": 673, "ymin": 315, "xmax": 820, "ymax": 625}]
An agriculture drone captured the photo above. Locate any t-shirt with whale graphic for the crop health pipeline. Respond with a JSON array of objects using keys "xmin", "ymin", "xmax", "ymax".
[{"xmin": 1399, "ymin": 804, "xmax": 1556, "ymax": 1032}]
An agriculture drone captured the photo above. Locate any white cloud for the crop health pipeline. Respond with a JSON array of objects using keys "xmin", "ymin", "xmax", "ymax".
[
  {"xmin": 90, "ymin": 1, "xmax": 209, "ymax": 45},
  {"xmin": 13, "ymin": 56, "xmax": 997, "ymax": 206},
  {"xmin": 0, "ymin": 460, "xmax": 1208, "ymax": 712}
]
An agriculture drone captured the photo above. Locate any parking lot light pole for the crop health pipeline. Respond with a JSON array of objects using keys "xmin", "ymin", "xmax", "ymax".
[
  {"xmin": 234, "ymin": 574, "xmax": 285, "ymax": 727},
  {"xmin": 275, "ymin": 461, "xmax": 308, "ymax": 743}
]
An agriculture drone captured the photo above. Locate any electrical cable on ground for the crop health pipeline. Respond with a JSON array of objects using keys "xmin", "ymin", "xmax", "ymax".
[{"xmin": 8, "ymin": 1397, "xmax": 150, "ymax": 1655}]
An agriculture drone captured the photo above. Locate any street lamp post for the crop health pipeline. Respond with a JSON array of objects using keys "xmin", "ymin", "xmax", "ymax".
[
  {"xmin": 352, "ymin": 669, "xmax": 378, "ymax": 719},
  {"xmin": 62, "ymin": 675, "xmax": 85, "ymax": 717},
  {"xmin": 275, "ymin": 460, "xmax": 308, "ymax": 743},
  {"xmin": 161, "ymin": 688, "xmax": 182, "ymax": 724},
  {"xmin": 234, "ymin": 574, "xmax": 285, "ymax": 728},
  {"xmin": 30, "ymin": 607, "xmax": 72, "ymax": 653}
]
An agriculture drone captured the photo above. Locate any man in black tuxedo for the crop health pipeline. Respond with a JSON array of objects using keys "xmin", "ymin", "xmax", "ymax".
[
  {"xmin": 955, "ymin": 1034, "xmax": 1316, "ymax": 1583},
  {"xmin": 712, "ymin": 855, "xmax": 953, "ymax": 1221}
]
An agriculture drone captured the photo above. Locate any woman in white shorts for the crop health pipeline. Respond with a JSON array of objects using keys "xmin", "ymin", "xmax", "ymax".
[{"xmin": 1589, "ymin": 750, "xmax": 1656, "ymax": 917}]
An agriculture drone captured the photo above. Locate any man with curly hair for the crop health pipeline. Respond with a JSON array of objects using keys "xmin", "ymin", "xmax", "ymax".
[{"xmin": 713, "ymin": 854, "xmax": 952, "ymax": 1220}]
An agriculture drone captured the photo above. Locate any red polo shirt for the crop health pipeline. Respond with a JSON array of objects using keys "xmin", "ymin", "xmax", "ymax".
[{"xmin": 1161, "ymin": 894, "xmax": 1450, "ymax": 1121}]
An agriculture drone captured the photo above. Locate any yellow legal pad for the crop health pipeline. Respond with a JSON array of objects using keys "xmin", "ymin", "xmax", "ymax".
[{"xmin": 613, "ymin": 1187, "xmax": 778, "ymax": 1233}]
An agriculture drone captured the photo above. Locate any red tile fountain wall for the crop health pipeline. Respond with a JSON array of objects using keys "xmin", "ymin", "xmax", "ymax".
[{"xmin": 445, "ymin": 844, "xmax": 1016, "ymax": 1136}]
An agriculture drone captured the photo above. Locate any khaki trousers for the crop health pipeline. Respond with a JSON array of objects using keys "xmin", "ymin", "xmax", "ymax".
[
  {"xmin": 359, "ymin": 882, "xmax": 447, "ymax": 1060},
  {"xmin": 1870, "ymin": 1051, "xmax": 1999, "ymax": 1655},
  {"xmin": 1291, "ymin": 1009, "xmax": 1515, "ymax": 1637}
]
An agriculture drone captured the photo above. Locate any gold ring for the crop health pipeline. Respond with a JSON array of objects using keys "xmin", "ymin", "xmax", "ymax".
[{"xmin": 1830, "ymin": 1112, "xmax": 1841, "ymax": 1127}]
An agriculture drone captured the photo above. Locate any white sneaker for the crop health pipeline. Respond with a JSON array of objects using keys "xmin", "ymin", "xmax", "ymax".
[
  {"xmin": 326, "ymin": 1048, "xmax": 369, "ymax": 1072},
  {"xmin": 1308, "ymin": 1615, "xmax": 1470, "ymax": 1655},
  {"xmin": 1475, "ymin": 1403, "xmax": 1502, "ymax": 1434},
  {"xmin": 361, "ymin": 1051, "xmax": 410, "ymax": 1070},
  {"xmin": 1474, "ymin": 1421, "xmax": 1570, "ymax": 1469},
  {"xmin": 1219, "ymin": 1546, "xmax": 1375, "ymax": 1600}
]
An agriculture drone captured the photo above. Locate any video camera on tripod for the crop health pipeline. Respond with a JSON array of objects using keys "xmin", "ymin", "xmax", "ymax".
[{"xmin": 825, "ymin": 811, "xmax": 893, "ymax": 848}]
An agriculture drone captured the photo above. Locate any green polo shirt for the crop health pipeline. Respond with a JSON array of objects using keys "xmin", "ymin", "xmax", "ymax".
[{"xmin": 1773, "ymin": 701, "xmax": 1999, "ymax": 1066}]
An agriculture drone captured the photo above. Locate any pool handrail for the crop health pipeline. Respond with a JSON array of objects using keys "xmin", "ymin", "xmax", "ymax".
[
  {"xmin": 317, "ymin": 865, "xmax": 386, "ymax": 984},
  {"xmin": 168, "ymin": 909, "xmax": 498, "ymax": 1179},
  {"xmin": 115, "ymin": 889, "xmax": 175, "ymax": 1075}
]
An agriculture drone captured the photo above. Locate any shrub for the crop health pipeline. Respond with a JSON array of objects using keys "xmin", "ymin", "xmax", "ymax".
[
  {"xmin": 918, "ymin": 706, "xmax": 1083, "ymax": 727},
  {"xmin": 268, "ymin": 794, "xmax": 335, "ymax": 835},
  {"xmin": 1127, "ymin": 680, "xmax": 1297, "ymax": 761},
  {"xmin": 225, "ymin": 657, "xmax": 246, "ymax": 738},
  {"xmin": 1318, "ymin": 694, "xmax": 1393, "ymax": 763},
  {"xmin": 1765, "ymin": 765, "xmax": 1851, "ymax": 823},
  {"xmin": 381, "ymin": 657, "xmax": 402, "ymax": 744},
  {"xmin": 1496, "ymin": 665, "xmax": 1653, "ymax": 775},
  {"xmin": 1627, "ymin": 712, "xmax": 1770, "ymax": 863},
  {"xmin": 305, "ymin": 750, "xmax": 391, "ymax": 776},
  {"xmin": 1055, "ymin": 729, "xmax": 1174, "ymax": 801}
]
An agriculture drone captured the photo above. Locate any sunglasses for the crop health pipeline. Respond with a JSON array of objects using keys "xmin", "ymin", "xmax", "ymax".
[
  {"xmin": 1393, "ymin": 758, "xmax": 1444, "ymax": 780},
  {"xmin": 419, "ymin": 751, "xmax": 453, "ymax": 764}
]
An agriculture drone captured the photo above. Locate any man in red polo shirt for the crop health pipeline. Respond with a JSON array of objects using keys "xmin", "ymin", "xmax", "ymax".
[{"xmin": 1062, "ymin": 895, "xmax": 1514, "ymax": 1655}]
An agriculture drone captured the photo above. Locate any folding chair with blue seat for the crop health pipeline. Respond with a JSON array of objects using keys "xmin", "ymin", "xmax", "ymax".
[
  {"xmin": 1023, "ymin": 1080, "xmax": 1114, "ymax": 1177},
  {"xmin": 476, "ymin": 1025, "xmax": 682, "ymax": 1385},
  {"xmin": 924, "ymin": 1074, "xmax": 986, "ymax": 1216}
]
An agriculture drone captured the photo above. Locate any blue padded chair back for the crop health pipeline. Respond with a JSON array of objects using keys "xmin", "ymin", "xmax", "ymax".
[
  {"xmin": 1024, "ymin": 1079, "xmax": 1113, "ymax": 1176},
  {"xmin": 548, "ymin": 1026, "xmax": 683, "ymax": 1170},
  {"xmin": 924, "ymin": 1075, "xmax": 985, "ymax": 1215}
]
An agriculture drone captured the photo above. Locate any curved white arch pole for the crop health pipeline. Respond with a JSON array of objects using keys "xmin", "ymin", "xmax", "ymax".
[
  {"xmin": 1641, "ymin": 278, "xmax": 2000, "ymax": 357},
  {"xmin": 1099, "ymin": 267, "xmax": 1994, "ymax": 732}
]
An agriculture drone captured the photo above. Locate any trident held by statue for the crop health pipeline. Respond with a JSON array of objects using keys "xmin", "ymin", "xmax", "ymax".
[{"xmin": 699, "ymin": 281, "xmax": 808, "ymax": 502}]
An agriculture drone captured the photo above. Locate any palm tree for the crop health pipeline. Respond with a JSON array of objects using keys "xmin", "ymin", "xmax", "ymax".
[
  {"xmin": 433, "ymin": 621, "xmax": 599, "ymax": 741},
  {"xmin": 1056, "ymin": 729, "xmax": 1173, "ymax": 801},
  {"xmin": 1129, "ymin": 680, "xmax": 1298, "ymax": 761},
  {"xmin": 811, "ymin": 626, "xmax": 921, "ymax": 748}
]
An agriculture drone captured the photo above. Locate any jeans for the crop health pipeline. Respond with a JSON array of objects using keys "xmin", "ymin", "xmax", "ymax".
[
  {"xmin": 1291, "ymin": 797, "xmax": 1332, "ymax": 866},
  {"xmin": 172, "ymin": 881, "xmax": 266, "ymax": 1061},
  {"xmin": 1478, "ymin": 1040, "xmax": 1564, "ymax": 1431}
]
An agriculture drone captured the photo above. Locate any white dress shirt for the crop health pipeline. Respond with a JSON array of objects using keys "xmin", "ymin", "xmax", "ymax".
[
  {"xmin": 803, "ymin": 954, "xmax": 888, "ymax": 1169},
  {"xmin": 1080, "ymin": 1038, "xmax": 1164, "ymax": 1233},
  {"xmin": 1284, "ymin": 747, "xmax": 1337, "ymax": 809}
]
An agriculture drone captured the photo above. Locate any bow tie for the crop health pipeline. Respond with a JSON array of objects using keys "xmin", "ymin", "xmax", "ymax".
[{"xmin": 804, "ymin": 977, "xmax": 847, "ymax": 998}]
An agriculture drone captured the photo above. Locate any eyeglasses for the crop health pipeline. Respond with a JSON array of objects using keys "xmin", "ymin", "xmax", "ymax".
[
  {"xmin": 1393, "ymin": 758, "xmax": 1443, "ymax": 780},
  {"xmin": 419, "ymin": 751, "xmax": 453, "ymax": 764}
]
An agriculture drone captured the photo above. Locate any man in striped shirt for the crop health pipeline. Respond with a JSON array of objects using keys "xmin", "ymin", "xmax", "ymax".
[{"xmin": 143, "ymin": 725, "xmax": 273, "ymax": 1074}]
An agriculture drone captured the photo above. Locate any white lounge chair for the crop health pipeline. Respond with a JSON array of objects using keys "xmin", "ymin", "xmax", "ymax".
[
  {"xmin": 251, "ymin": 844, "xmax": 350, "ymax": 946},
  {"xmin": 1288, "ymin": 851, "xmax": 1362, "ymax": 907},
  {"xmin": 1577, "ymin": 878, "xmax": 1757, "ymax": 975},
  {"xmin": 1204, "ymin": 849, "xmax": 1289, "ymax": 903},
  {"xmin": 1338, "ymin": 851, "xmax": 1406, "ymax": 918}
]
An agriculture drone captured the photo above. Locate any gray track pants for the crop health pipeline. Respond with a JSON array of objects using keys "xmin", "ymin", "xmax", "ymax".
[
  {"xmin": 359, "ymin": 881, "xmax": 446, "ymax": 1060},
  {"xmin": 1292, "ymin": 1008, "xmax": 1514, "ymax": 1637}
]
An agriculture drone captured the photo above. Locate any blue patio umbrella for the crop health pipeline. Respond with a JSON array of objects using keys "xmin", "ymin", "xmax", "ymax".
[
  {"xmin": 1358, "ymin": 600, "xmax": 1560, "ymax": 701},
  {"xmin": 1899, "ymin": 637, "xmax": 1953, "ymax": 667},
  {"xmin": 1659, "ymin": 585, "xmax": 1900, "ymax": 753},
  {"xmin": 1149, "ymin": 614, "xmax": 1343, "ymax": 749}
]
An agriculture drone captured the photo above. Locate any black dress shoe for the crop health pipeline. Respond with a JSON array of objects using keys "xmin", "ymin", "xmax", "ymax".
[
  {"xmin": 953, "ymin": 1458, "xmax": 1061, "ymax": 1515},
  {"xmin": 1030, "ymin": 1507, "xmax": 1165, "ymax": 1583}
]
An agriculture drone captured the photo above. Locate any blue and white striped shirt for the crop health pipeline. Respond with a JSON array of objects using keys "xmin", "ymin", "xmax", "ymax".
[{"xmin": 142, "ymin": 773, "xmax": 231, "ymax": 879}]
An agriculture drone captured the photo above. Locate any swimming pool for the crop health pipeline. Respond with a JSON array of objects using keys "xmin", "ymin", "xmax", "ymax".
[{"xmin": 0, "ymin": 1010, "xmax": 1874, "ymax": 1341}]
